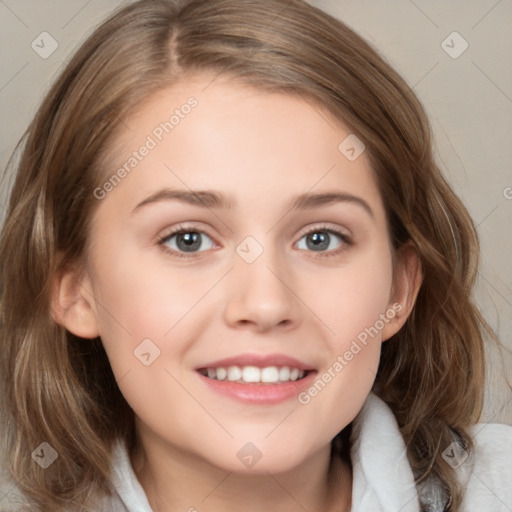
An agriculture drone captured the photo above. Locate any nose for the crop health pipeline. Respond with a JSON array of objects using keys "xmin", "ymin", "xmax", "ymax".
[{"xmin": 222, "ymin": 248, "xmax": 301, "ymax": 333}]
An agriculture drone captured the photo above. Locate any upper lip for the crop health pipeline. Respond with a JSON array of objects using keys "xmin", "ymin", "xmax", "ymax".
[{"xmin": 196, "ymin": 353, "xmax": 316, "ymax": 371}]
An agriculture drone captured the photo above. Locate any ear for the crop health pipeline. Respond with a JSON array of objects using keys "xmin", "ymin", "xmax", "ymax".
[
  {"xmin": 381, "ymin": 242, "xmax": 422, "ymax": 341},
  {"xmin": 50, "ymin": 263, "xmax": 100, "ymax": 339}
]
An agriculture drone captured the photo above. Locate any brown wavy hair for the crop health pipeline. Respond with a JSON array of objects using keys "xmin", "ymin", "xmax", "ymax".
[{"xmin": 0, "ymin": 0, "xmax": 492, "ymax": 510}]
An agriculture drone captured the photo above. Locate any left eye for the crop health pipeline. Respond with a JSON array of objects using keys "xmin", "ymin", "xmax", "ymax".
[
  {"xmin": 296, "ymin": 229, "xmax": 347, "ymax": 252},
  {"xmin": 161, "ymin": 230, "xmax": 216, "ymax": 253}
]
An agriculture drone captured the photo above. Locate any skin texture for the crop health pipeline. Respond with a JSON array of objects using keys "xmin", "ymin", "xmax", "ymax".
[{"xmin": 52, "ymin": 73, "xmax": 421, "ymax": 512}]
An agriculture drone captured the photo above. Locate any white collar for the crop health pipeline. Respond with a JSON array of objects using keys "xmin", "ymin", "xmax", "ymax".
[{"xmin": 349, "ymin": 392, "xmax": 420, "ymax": 511}]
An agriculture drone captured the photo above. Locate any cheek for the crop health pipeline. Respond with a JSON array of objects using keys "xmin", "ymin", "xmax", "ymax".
[
  {"xmin": 294, "ymin": 247, "xmax": 393, "ymax": 434},
  {"xmin": 91, "ymin": 237, "xmax": 213, "ymax": 331},
  {"xmin": 299, "ymin": 244, "xmax": 393, "ymax": 404},
  {"xmin": 87, "ymin": 251, "xmax": 208, "ymax": 428},
  {"xmin": 305, "ymin": 247, "xmax": 394, "ymax": 347},
  {"xmin": 87, "ymin": 243, "xmax": 199, "ymax": 370},
  {"xmin": 87, "ymin": 240, "xmax": 230, "ymax": 399}
]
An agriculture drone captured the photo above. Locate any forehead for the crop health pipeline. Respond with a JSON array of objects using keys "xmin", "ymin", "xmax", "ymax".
[{"xmin": 95, "ymin": 73, "xmax": 385, "ymax": 219}]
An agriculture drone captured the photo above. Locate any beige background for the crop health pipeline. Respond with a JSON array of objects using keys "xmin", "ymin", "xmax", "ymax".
[{"xmin": 0, "ymin": 0, "xmax": 511, "ymax": 423}]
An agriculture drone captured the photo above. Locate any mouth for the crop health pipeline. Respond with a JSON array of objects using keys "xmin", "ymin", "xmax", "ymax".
[
  {"xmin": 197, "ymin": 365, "xmax": 312, "ymax": 385},
  {"xmin": 194, "ymin": 353, "xmax": 317, "ymax": 404}
]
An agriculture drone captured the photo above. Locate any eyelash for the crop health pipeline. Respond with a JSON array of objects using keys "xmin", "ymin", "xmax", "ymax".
[
  {"xmin": 157, "ymin": 223, "xmax": 353, "ymax": 259},
  {"xmin": 157, "ymin": 224, "xmax": 217, "ymax": 260}
]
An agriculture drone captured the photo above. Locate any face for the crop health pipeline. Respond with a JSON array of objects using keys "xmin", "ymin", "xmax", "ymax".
[{"xmin": 73, "ymin": 73, "xmax": 408, "ymax": 474}]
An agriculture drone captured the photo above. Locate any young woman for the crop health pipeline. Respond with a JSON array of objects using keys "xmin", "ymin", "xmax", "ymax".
[{"xmin": 1, "ymin": 1, "xmax": 510, "ymax": 510}]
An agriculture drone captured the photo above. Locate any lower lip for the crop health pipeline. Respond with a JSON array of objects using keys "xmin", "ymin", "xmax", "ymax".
[{"xmin": 196, "ymin": 371, "xmax": 317, "ymax": 405}]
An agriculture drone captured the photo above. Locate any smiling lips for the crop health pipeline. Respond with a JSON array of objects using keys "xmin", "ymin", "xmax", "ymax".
[{"xmin": 196, "ymin": 353, "xmax": 316, "ymax": 399}]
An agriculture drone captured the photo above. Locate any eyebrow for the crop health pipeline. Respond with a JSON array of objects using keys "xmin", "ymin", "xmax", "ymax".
[
  {"xmin": 132, "ymin": 189, "xmax": 234, "ymax": 212},
  {"xmin": 131, "ymin": 188, "xmax": 374, "ymax": 218}
]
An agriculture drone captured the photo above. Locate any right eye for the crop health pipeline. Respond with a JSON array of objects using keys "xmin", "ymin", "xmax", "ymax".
[{"xmin": 158, "ymin": 227, "xmax": 217, "ymax": 257}]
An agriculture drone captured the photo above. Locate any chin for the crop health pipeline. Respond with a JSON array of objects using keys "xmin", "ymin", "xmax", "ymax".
[{"xmin": 201, "ymin": 438, "xmax": 322, "ymax": 475}]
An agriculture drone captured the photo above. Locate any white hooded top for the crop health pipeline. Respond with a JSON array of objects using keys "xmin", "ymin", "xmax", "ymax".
[{"xmin": 1, "ymin": 393, "xmax": 511, "ymax": 511}]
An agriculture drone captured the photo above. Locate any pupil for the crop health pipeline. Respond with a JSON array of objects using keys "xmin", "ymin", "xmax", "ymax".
[
  {"xmin": 307, "ymin": 232, "xmax": 329, "ymax": 251},
  {"xmin": 178, "ymin": 232, "xmax": 201, "ymax": 252}
]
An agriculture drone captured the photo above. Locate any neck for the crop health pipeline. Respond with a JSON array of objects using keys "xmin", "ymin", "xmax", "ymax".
[{"xmin": 131, "ymin": 436, "xmax": 352, "ymax": 512}]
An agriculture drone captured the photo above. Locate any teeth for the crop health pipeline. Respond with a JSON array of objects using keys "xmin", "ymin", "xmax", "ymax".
[
  {"xmin": 227, "ymin": 366, "xmax": 242, "ymax": 381},
  {"xmin": 201, "ymin": 365, "xmax": 306, "ymax": 384},
  {"xmin": 261, "ymin": 366, "xmax": 279, "ymax": 383},
  {"xmin": 242, "ymin": 366, "xmax": 260, "ymax": 383},
  {"xmin": 279, "ymin": 366, "xmax": 290, "ymax": 381}
]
